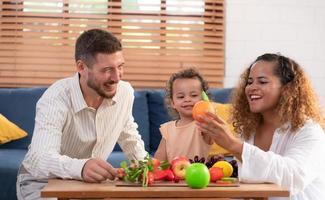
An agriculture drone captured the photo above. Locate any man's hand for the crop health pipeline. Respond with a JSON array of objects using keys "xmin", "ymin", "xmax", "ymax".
[{"xmin": 82, "ymin": 158, "xmax": 117, "ymax": 183}]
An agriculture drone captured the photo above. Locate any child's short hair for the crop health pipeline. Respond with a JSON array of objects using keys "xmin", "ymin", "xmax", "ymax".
[{"xmin": 165, "ymin": 67, "xmax": 209, "ymax": 119}]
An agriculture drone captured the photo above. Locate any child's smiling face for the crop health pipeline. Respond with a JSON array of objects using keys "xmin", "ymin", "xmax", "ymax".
[{"xmin": 171, "ymin": 78, "xmax": 203, "ymax": 120}]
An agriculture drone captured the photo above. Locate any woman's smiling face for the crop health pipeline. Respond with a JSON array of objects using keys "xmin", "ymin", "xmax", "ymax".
[{"xmin": 245, "ymin": 60, "xmax": 283, "ymax": 115}]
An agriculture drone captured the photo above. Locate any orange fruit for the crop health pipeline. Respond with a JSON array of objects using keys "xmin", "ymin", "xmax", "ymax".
[
  {"xmin": 192, "ymin": 100, "xmax": 215, "ymax": 122},
  {"xmin": 212, "ymin": 161, "xmax": 233, "ymax": 177}
]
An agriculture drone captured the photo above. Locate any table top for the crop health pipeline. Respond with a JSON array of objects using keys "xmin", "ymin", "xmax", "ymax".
[{"xmin": 41, "ymin": 179, "xmax": 290, "ymax": 199}]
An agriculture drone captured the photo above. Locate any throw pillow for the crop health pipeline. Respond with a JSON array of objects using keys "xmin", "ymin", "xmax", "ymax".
[
  {"xmin": 0, "ymin": 114, "xmax": 27, "ymax": 144},
  {"xmin": 208, "ymin": 103, "xmax": 236, "ymax": 156}
]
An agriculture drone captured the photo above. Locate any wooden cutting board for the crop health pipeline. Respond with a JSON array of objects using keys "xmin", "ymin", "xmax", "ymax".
[{"xmin": 115, "ymin": 180, "xmax": 239, "ymax": 187}]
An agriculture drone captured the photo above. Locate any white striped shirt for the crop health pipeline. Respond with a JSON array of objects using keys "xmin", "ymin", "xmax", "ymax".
[{"xmin": 22, "ymin": 73, "xmax": 147, "ymax": 180}]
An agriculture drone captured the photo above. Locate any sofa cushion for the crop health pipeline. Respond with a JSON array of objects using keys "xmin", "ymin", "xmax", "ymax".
[
  {"xmin": 209, "ymin": 88, "xmax": 233, "ymax": 103},
  {"xmin": 209, "ymin": 103, "xmax": 235, "ymax": 155},
  {"xmin": 113, "ymin": 90, "xmax": 150, "ymax": 152},
  {"xmin": 147, "ymin": 90, "xmax": 172, "ymax": 154},
  {"xmin": 0, "ymin": 149, "xmax": 27, "ymax": 200},
  {"xmin": 0, "ymin": 87, "xmax": 46, "ymax": 149},
  {"xmin": 0, "ymin": 114, "xmax": 28, "ymax": 144},
  {"xmin": 106, "ymin": 151, "xmax": 128, "ymax": 168}
]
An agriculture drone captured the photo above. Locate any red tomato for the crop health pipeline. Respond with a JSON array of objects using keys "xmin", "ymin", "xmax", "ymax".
[
  {"xmin": 153, "ymin": 169, "xmax": 167, "ymax": 181},
  {"xmin": 151, "ymin": 158, "xmax": 161, "ymax": 169},
  {"xmin": 209, "ymin": 167, "xmax": 224, "ymax": 182},
  {"xmin": 116, "ymin": 168, "xmax": 125, "ymax": 179},
  {"xmin": 147, "ymin": 172, "xmax": 154, "ymax": 185},
  {"xmin": 164, "ymin": 169, "xmax": 175, "ymax": 181}
]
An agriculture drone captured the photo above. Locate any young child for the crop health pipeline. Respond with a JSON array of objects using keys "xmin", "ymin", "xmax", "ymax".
[{"xmin": 154, "ymin": 68, "xmax": 213, "ymax": 162}]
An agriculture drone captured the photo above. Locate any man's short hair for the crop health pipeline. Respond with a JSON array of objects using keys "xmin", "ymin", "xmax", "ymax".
[{"xmin": 75, "ymin": 29, "xmax": 122, "ymax": 67}]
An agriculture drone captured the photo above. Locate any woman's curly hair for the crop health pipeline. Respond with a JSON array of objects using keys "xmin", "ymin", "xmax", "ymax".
[
  {"xmin": 165, "ymin": 67, "xmax": 209, "ymax": 119},
  {"xmin": 231, "ymin": 53, "xmax": 325, "ymax": 140}
]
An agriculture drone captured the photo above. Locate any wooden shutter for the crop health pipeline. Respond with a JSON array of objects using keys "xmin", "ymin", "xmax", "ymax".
[{"xmin": 0, "ymin": 0, "xmax": 224, "ymax": 88}]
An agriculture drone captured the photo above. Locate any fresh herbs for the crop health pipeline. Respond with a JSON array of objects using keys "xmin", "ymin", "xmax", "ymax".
[{"xmin": 119, "ymin": 154, "xmax": 169, "ymax": 187}]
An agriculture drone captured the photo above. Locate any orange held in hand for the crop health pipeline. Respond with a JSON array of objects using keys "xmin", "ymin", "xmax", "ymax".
[{"xmin": 192, "ymin": 91, "xmax": 215, "ymax": 122}]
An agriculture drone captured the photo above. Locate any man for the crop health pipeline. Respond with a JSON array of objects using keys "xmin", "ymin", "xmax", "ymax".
[{"xmin": 16, "ymin": 29, "xmax": 147, "ymax": 199}]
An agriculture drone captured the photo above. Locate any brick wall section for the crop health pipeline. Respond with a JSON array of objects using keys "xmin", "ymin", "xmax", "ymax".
[{"xmin": 225, "ymin": 0, "xmax": 325, "ymax": 110}]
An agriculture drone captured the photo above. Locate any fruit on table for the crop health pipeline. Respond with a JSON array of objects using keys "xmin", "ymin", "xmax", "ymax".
[
  {"xmin": 192, "ymin": 91, "xmax": 215, "ymax": 122},
  {"xmin": 185, "ymin": 163, "xmax": 210, "ymax": 189},
  {"xmin": 147, "ymin": 171, "xmax": 154, "ymax": 185},
  {"xmin": 171, "ymin": 156, "xmax": 191, "ymax": 179},
  {"xmin": 209, "ymin": 167, "xmax": 223, "ymax": 182},
  {"xmin": 119, "ymin": 155, "xmax": 170, "ymax": 187},
  {"xmin": 216, "ymin": 177, "xmax": 238, "ymax": 184},
  {"xmin": 117, "ymin": 168, "xmax": 126, "ymax": 179},
  {"xmin": 153, "ymin": 169, "xmax": 167, "ymax": 181},
  {"xmin": 221, "ymin": 177, "xmax": 238, "ymax": 182},
  {"xmin": 149, "ymin": 158, "xmax": 161, "ymax": 170},
  {"xmin": 170, "ymin": 156, "xmax": 188, "ymax": 166},
  {"xmin": 152, "ymin": 168, "xmax": 175, "ymax": 181},
  {"xmin": 165, "ymin": 169, "xmax": 175, "ymax": 181},
  {"xmin": 212, "ymin": 161, "xmax": 233, "ymax": 177},
  {"xmin": 205, "ymin": 154, "xmax": 225, "ymax": 168},
  {"xmin": 189, "ymin": 155, "xmax": 205, "ymax": 164},
  {"xmin": 228, "ymin": 159, "xmax": 238, "ymax": 178}
]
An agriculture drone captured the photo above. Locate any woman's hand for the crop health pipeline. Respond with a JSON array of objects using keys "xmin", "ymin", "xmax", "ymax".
[
  {"xmin": 196, "ymin": 112, "xmax": 244, "ymax": 159},
  {"xmin": 201, "ymin": 132, "xmax": 214, "ymax": 145}
]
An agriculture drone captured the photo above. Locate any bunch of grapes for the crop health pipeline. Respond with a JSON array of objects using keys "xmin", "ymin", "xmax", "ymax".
[
  {"xmin": 205, "ymin": 154, "xmax": 225, "ymax": 168},
  {"xmin": 189, "ymin": 155, "xmax": 205, "ymax": 164},
  {"xmin": 229, "ymin": 159, "xmax": 238, "ymax": 178},
  {"xmin": 188, "ymin": 155, "xmax": 238, "ymax": 178}
]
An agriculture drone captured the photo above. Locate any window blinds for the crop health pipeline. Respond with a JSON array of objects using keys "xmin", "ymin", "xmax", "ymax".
[{"xmin": 0, "ymin": 0, "xmax": 224, "ymax": 88}]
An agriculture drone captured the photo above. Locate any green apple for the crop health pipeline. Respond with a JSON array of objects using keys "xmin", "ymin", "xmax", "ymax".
[{"xmin": 185, "ymin": 163, "xmax": 210, "ymax": 189}]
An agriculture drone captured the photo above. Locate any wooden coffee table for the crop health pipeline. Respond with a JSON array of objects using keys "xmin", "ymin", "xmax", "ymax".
[{"xmin": 41, "ymin": 179, "xmax": 289, "ymax": 200}]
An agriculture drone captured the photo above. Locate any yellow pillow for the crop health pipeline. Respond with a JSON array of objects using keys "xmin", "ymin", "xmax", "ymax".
[
  {"xmin": 0, "ymin": 114, "xmax": 27, "ymax": 144},
  {"xmin": 208, "ymin": 103, "xmax": 236, "ymax": 156}
]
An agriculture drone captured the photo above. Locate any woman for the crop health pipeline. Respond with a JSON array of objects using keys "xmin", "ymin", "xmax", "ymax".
[{"xmin": 196, "ymin": 53, "xmax": 325, "ymax": 200}]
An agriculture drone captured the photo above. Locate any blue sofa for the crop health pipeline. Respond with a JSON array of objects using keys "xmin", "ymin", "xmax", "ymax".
[{"xmin": 0, "ymin": 87, "xmax": 232, "ymax": 200}]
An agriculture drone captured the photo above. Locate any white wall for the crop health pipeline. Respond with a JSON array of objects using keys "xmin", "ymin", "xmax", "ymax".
[{"xmin": 225, "ymin": 0, "xmax": 325, "ymax": 109}]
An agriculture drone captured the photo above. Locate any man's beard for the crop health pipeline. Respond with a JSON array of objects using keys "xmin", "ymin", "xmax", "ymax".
[{"xmin": 87, "ymin": 79, "xmax": 115, "ymax": 99}]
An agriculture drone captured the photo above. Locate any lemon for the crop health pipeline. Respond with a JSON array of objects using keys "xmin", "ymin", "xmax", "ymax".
[{"xmin": 212, "ymin": 161, "xmax": 233, "ymax": 177}]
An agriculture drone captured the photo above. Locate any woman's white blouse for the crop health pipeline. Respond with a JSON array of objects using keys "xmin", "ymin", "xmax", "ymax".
[{"xmin": 238, "ymin": 120, "xmax": 325, "ymax": 200}]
